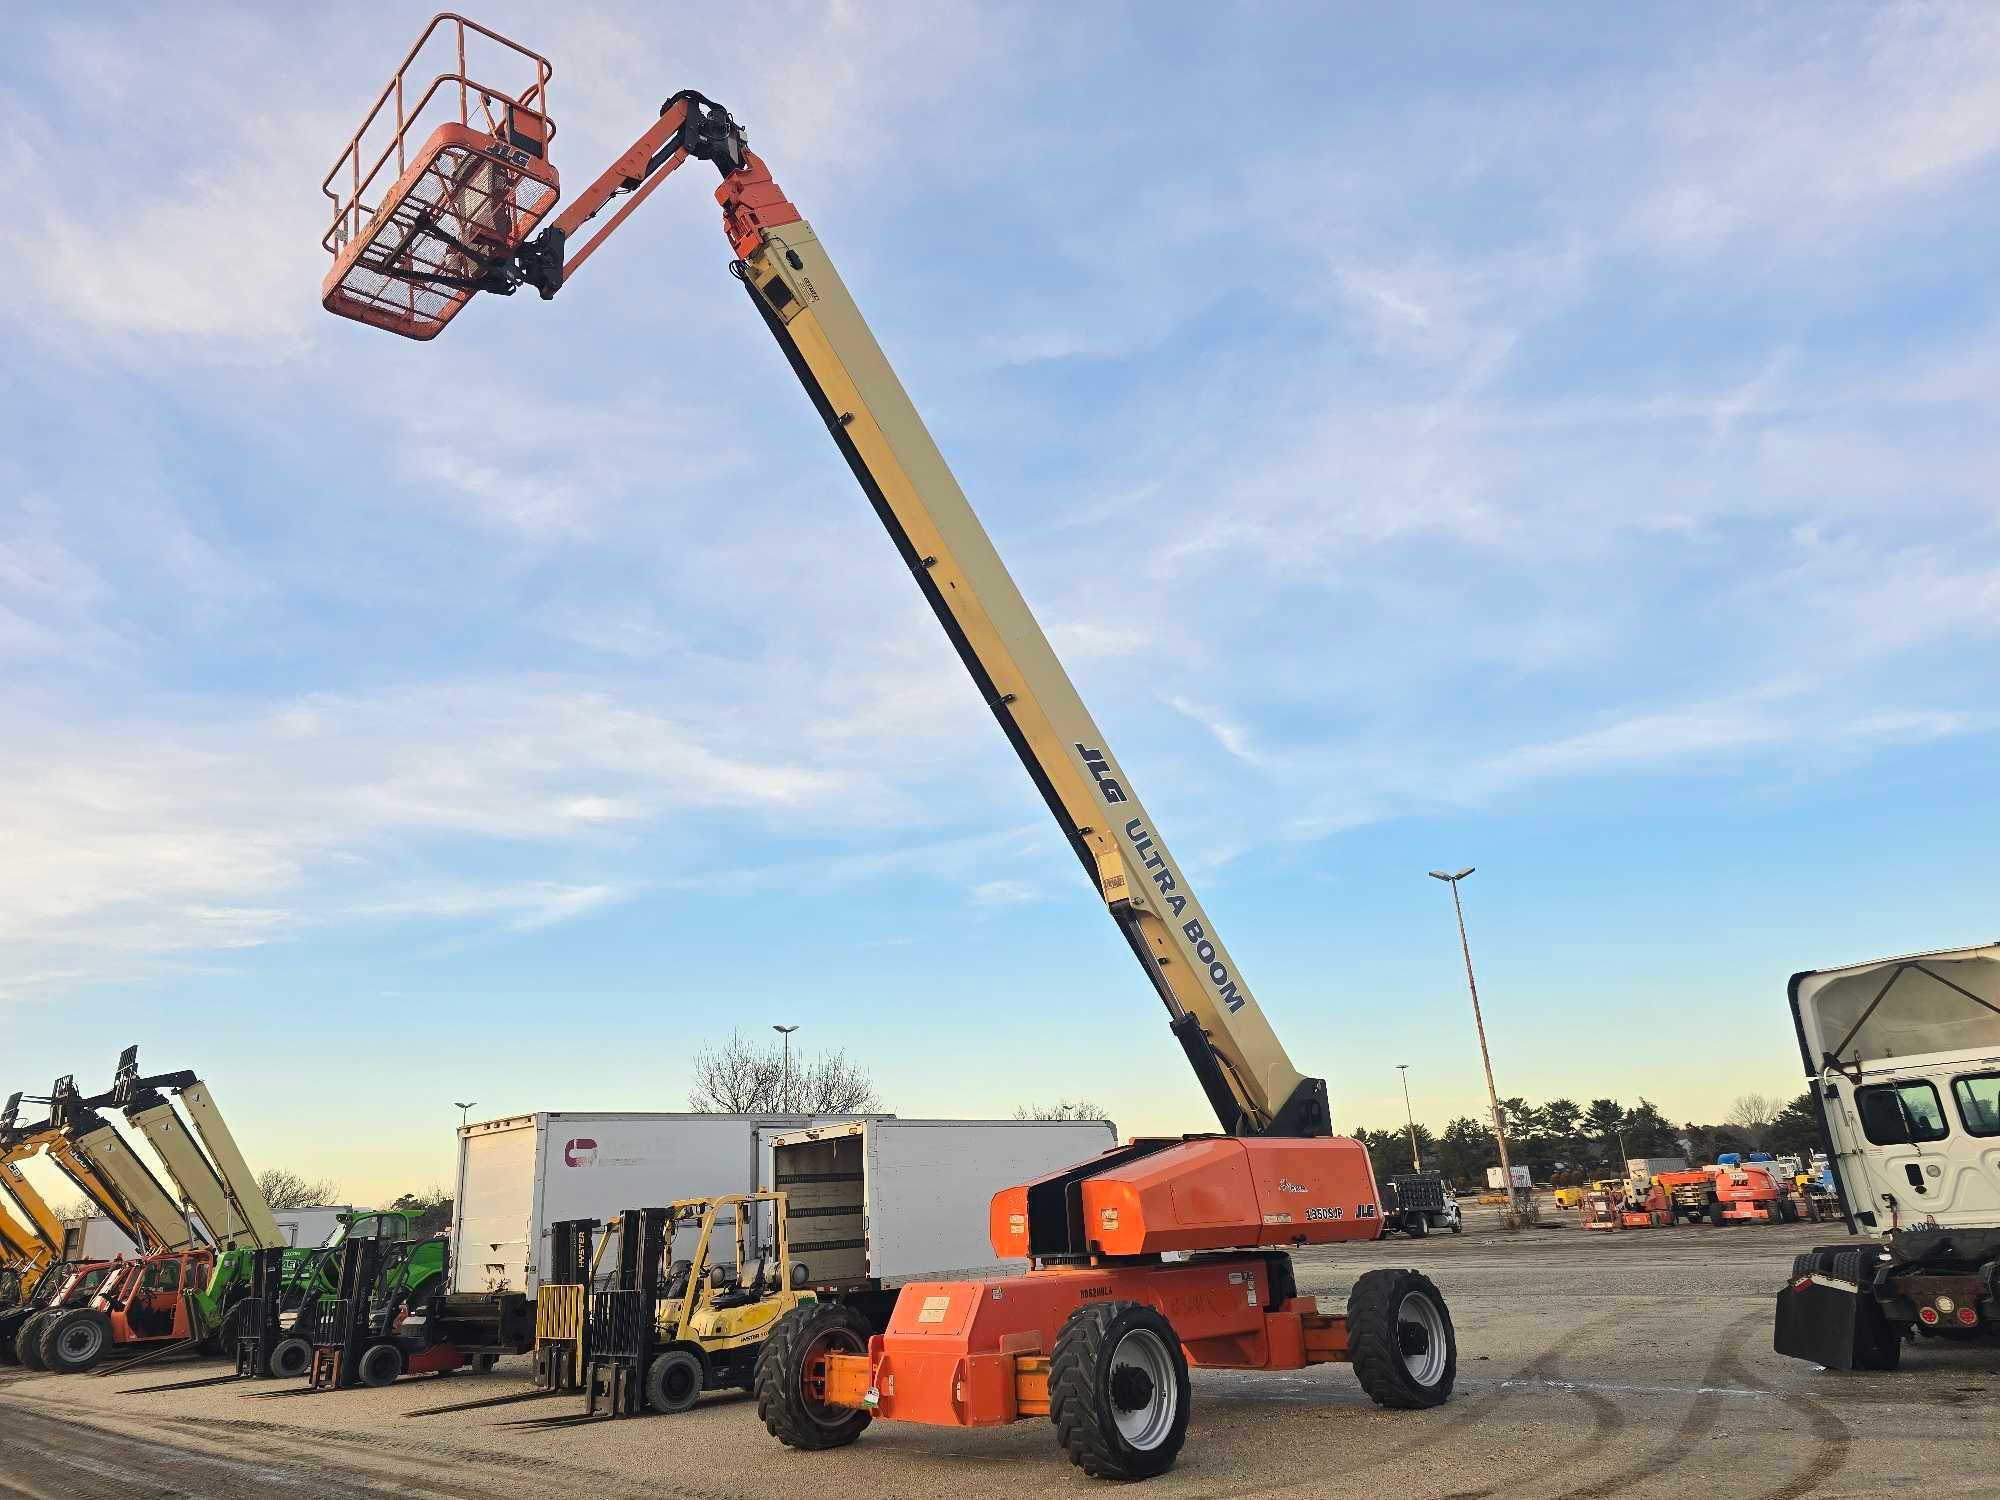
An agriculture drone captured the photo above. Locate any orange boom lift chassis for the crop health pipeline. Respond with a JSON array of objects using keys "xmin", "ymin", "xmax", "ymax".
[{"xmin": 321, "ymin": 17, "xmax": 1457, "ymax": 1480}]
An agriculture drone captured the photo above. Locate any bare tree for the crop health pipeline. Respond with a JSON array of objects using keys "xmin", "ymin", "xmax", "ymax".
[
  {"xmin": 257, "ymin": 1168, "xmax": 341, "ymax": 1210},
  {"xmin": 388, "ymin": 1185, "xmax": 454, "ymax": 1239},
  {"xmin": 688, "ymin": 1030, "xmax": 880, "ymax": 1114},
  {"xmin": 50, "ymin": 1198, "xmax": 99, "ymax": 1222},
  {"xmin": 1724, "ymin": 1094, "xmax": 1776, "ymax": 1148},
  {"xmin": 1014, "ymin": 1099, "xmax": 1106, "ymax": 1121}
]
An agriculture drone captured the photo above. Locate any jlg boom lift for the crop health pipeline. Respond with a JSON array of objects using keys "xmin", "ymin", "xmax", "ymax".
[{"xmin": 321, "ymin": 18, "xmax": 1456, "ymax": 1479}]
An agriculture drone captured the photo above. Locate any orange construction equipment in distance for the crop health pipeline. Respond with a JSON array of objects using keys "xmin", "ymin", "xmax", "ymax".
[{"xmin": 1712, "ymin": 1156, "xmax": 1799, "ymax": 1224}]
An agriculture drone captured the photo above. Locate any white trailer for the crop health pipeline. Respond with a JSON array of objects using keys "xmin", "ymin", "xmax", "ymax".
[
  {"xmin": 770, "ymin": 1118, "xmax": 1117, "ymax": 1292},
  {"xmin": 271, "ymin": 1204, "xmax": 353, "ymax": 1248},
  {"xmin": 450, "ymin": 1112, "xmax": 857, "ymax": 1295},
  {"xmin": 59, "ymin": 1214, "xmax": 140, "ymax": 1260}
]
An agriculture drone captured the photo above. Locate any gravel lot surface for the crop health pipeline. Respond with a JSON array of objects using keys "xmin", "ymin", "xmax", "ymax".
[{"xmin": 4, "ymin": 1220, "xmax": 1995, "ymax": 1498}]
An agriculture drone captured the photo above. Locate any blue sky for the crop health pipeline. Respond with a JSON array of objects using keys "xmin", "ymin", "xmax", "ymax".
[{"xmin": 3, "ymin": 4, "xmax": 1996, "ymax": 1203}]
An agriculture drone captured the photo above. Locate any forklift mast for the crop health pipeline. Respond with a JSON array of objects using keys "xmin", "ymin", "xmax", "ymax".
[{"xmin": 108, "ymin": 1046, "xmax": 283, "ymax": 1251}]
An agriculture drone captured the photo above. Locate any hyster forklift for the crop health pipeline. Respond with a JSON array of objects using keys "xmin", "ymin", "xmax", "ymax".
[
  {"xmin": 524, "ymin": 1193, "xmax": 808, "ymax": 1421},
  {"xmin": 320, "ymin": 18, "xmax": 1456, "ymax": 1480}
]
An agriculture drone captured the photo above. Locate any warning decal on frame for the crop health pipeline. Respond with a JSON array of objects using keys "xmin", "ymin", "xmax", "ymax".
[{"xmin": 917, "ymin": 1295, "xmax": 952, "ymax": 1324}]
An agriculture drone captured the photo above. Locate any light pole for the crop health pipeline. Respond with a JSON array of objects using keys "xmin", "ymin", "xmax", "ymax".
[
  {"xmin": 772, "ymin": 1025, "xmax": 800, "ymax": 1111},
  {"xmin": 454, "ymin": 1101, "xmax": 477, "ymax": 1129},
  {"xmin": 1396, "ymin": 1064, "xmax": 1421, "ymax": 1172},
  {"xmin": 1427, "ymin": 867, "xmax": 1528, "ymax": 1225}
]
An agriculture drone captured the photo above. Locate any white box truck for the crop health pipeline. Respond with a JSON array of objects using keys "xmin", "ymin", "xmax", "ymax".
[
  {"xmin": 59, "ymin": 1214, "xmax": 140, "ymax": 1260},
  {"xmin": 272, "ymin": 1204, "xmax": 352, "ymax": 1248},
  {"xmin": 770, "ymin": 1117, "xmax": 1117, "ymax": 1317},
  {"xmin": 451, "ymin": 1111, "xmax": 846, "ymax": 1296},
  {"xmin": 451, "ymin": 1112, "xmax": 1117, "ymax": 1298}
]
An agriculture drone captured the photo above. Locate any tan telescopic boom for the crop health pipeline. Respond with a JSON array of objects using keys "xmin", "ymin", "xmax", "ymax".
[
  {"xmin": 108, "ymin": 1048, "xmax": 284, "ymax": 1252},
  {"xmin": 45, "ymin": 1077, "xmax": 197, "ymax": 1252},
  {"xmin": 1, "ymin": 1090, "xmax": 153, "ymax": 1252},
  {"xmin": 727, "ymin": 215, "xmax": 1328, "ymax": 1137}
]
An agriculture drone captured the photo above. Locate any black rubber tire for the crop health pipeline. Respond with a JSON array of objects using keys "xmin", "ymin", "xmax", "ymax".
[
  {"xmin": 1706, "ymin": 1199, "xmax": 1727, "ymax": 1226},
  {"xmin": 212, "ymin": 1301, "xmax": 249, "ymax": 1358},
  {"xmin": 1403, "ymin": 1213, "xmax": 1429, "ymax": 1239},
  {"xmin": 1829, "ymin": 1249, "xmax": 1873, "ymax": 1287},
  {"xmin": 754, "ymin": 1302, "xmax": 874, "ymax": 1450},
  {"xmin": 14, "ymin": 1311, "xmax": 54, "ymax": 1370},
  {"xmin": 1776, "ymin": 1196, "xmax": 1798, "ymax": 1223},
  {"xmin": 647, "ymin": 1347, "xmax": 706, "ymax": 1413},
  {"xmin": 1348, "ymin": 1268, "xmax": 1457, "ymax": 1410},
  {"xmin": 43, "ymin": 1309, "xmax": 113, "ymax": 1374},
  {"xmin": 1048, "ymin": 1300, "xmax": 1190, "ymax": 1480},
  {"xmin": 268, "ymin": 1336, "xmax": 312, "ymax": 1379},
  {"xmin": 1449, "ymin": 1217, "xmax": 1463, "ymax": 1235},
  {"xmin": 356, "ymin": 1341, "xmax": 404, "ymax": 1388}
]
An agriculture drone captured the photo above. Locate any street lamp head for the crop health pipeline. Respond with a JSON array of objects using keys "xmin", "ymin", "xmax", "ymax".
[
  {"xmin": 1396, "ymin": 1063, "xmax": 1409, "ymax": 1072},
  {"xmin": 1427, "ymin": 867, "xmax": 1475, "ymax": 882},
  {"xmin": 772, "ymin": 1024, "xmax": 799, "ymax": 1036},
  {"xmin": 453, "ymin": 1101, "xmax": 476, "ymax": 1111}
]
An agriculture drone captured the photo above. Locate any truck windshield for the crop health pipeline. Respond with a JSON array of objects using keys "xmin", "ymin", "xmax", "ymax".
[{"xmin": 1856, "ymin": 1081, "xmax": 1949, "ymax": 1145}]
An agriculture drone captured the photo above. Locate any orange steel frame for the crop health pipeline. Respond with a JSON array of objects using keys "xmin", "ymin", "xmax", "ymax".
[
  {"xmin": 821, "ymin": 1259, "xmax": 1351, "ymax": 1429},
  {"xmin": 817, "ymin": 1135, "xmax": 1381, "ymax": 1429},
  {"xmin": 321, "ymin": 13, "xmax": 553, "ymax": 257},
  {"xmin": 90, "ymin": 1247, "xmax": 214, "ymax": 1350}
]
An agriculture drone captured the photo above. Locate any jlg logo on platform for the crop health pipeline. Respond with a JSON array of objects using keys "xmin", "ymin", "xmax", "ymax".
[{"xmin": 564, "ymin": 1138, "xmax": 598, "ymax": 1167}]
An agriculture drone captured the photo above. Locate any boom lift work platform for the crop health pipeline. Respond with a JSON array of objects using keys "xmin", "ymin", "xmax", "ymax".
[{"xmin": 322, "ymin": 17, "xmax": 1456, "ymax": 1479}]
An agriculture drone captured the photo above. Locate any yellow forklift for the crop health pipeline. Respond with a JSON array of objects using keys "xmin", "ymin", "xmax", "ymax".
[{"xmin": 515, "ymin": 1191, "xmax": 809, "ymax": 1425}]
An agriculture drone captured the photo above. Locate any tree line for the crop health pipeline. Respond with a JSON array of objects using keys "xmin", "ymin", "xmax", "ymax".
[{"xmin": 1350, "ymin": 1091, "xmax": 1824, "ymax": 1187}]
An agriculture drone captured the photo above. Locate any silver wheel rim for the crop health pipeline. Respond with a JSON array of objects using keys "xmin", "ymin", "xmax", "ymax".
[
  {"xmin": 1108, "ymin": 1326, "xmax": 1178, "ymax": 1451},
  {"xmin": 58, "ymin": 1322, "xmax": 102, "ymax": 1361},
  {"xmin": 1397, "ymin": 1292, "xmax": 1447, "ymax": 1387}
]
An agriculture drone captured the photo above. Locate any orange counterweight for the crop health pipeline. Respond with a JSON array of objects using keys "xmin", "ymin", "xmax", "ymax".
[{"xmin": 990, "ymin": 1136, "xmax": 1383, "ymax": 1261}]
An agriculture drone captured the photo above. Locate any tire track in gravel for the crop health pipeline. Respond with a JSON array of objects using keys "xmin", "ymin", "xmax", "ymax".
[
  {"xmin": 1712, "ymin": 1347, "xmax": 1853, "ymax": 1500},
  {"xmin": 1190, "ymin": 1308, "xmax": 1633, "ymax": 1500},
  {"xmin": 1542, "ymin": 1308, "xmax": 1766, "ymax": 1500}
]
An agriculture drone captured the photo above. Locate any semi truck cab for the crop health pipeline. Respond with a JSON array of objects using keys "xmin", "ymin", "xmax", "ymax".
[{"xmin": 1776, "ymin": 943, "xmax": 2000, "ymax": 1369}]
